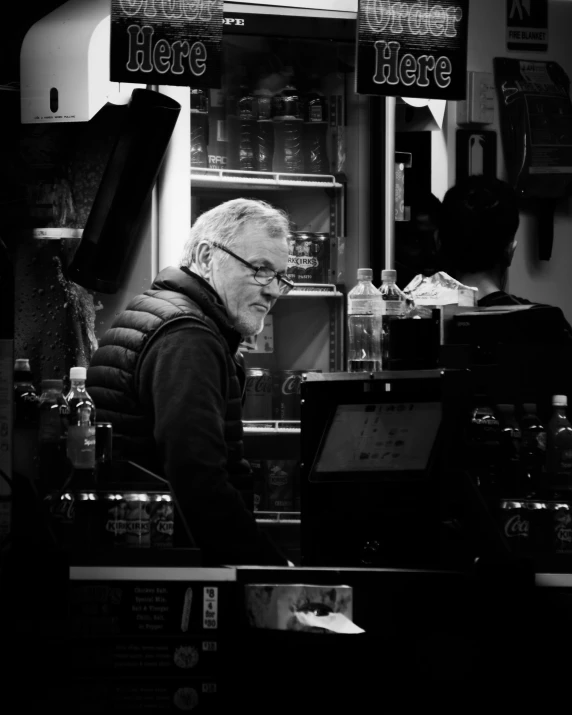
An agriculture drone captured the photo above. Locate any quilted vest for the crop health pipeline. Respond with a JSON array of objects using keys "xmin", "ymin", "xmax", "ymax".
[{"xmin": 86, "ymin": 267, "xmax": 247, "ymax": 475}]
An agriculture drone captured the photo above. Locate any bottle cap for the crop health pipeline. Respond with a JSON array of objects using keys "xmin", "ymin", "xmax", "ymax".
[
  {"xmin": 357, "ymin": 268, "xmax": 373, "ymax": 281},
  {"xmin": 552, "ymin": 395, "xmax": 568, "ymax": 406},
  {"xmin": 381, "ymin": 269, "xmax": 397, "ymax": 282},
  {"xmin": 70, "ymin": 366, "xmax": 87, "ymax": 381},
  {"xmin": 14, "ymin": 358, "xmax": 31, "ymax": 370},
  {"xmin": 41, "ymin": 379, "xmax": 63, "ymax": 390}
]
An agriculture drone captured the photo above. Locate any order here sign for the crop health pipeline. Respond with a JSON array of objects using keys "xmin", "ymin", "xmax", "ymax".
[
  {"xmin": 110, "ymin": 0, "xmax": 223, "ymax": 88},
  {"xmin": 356, "ymin": 0, "xmax": 470, "ymax": 100}
]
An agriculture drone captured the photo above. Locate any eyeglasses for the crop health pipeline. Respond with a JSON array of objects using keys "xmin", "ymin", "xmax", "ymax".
[{"xmin": 210, "ymin": 241, "xmax": 295, "ymax": 295}]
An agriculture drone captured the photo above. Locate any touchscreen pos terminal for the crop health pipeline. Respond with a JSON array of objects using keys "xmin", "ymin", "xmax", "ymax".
[{"xmin": 299, "ymin": 369, "xmax": 473, "ymax": 568}]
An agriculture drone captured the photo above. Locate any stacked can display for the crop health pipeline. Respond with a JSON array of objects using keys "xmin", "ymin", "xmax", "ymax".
[
  {"xmin": 290, "ymin": 231, "xmax": 331, "ymax": 284},
  {"xmin": 46, "ymin": 490, "xmax": 175, "ymax": 550}
]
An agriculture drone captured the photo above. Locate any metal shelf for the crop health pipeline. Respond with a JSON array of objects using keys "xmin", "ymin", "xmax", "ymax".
[
  {"xmin": 286, "ymin": 283, "xmax": 344, "ymax": 298},
  {"xmin": 243, "ymin": 421, "xmax": 301, "ymax": 435},
  {"xmin": 255, "ymin": 510, "xmax": 301, "ymax": 525},
  {"xmin": 190, "ymin": 168, "xmax": 343, "ymax": 191}
]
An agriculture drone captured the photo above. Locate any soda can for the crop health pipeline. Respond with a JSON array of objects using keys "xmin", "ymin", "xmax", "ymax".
[
  {"xmin": 274, "ymin": 370, "xmax": 303, "ymax": 420},
  {"xmin": 74, "ymin": 491, "xmax": 101, "ymax": 547},
  {"xmin": 294, "ymin": 232, "xmax": 318, "ymax": 283},
  {"xmin": 497, "ymin": 500, "xmax": 532, "ymax": 555},
  {"xmin": 124, "ymin": 493, "xmax": 151, "ymax": 548},
  {"xmin": 311, "ymin": 233, "xmax": 330, "ymax": 284},
  {"xmin": 150, "ymin": 494, "xmax": 175, "ymax": 548},
  {"xmin": 266, "ymin": 460, "xmax": 298, "ymax": 512},
  {"xmin": 250, "ymin": 459, "xmax": 267, "ymax": 512},
  {"xmin": 286, "ymin": 234, "xmax": 297, "ymax": 282},
  {"xmin": 243, "ymin": 368, "xmax": 273, "ymax": 420},
  {"xmin": 549, "ymin": 502, "xmax": 572, "ymax": 553},
  {"xmin": 103, "ymin": 492, "xmax": 127, "ymax": 547}
]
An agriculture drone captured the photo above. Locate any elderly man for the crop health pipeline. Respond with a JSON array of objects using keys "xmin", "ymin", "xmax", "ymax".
[{"xmin": 87, "ymin": 198, "xmax": 293, "ymax": 565}]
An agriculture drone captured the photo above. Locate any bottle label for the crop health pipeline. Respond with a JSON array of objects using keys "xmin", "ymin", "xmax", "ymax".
[
  {"xmin": 309, "ymin": 105, "xmax": 323, "ymax": 122},
  {"xmin": 349, "ymin": 298, "xmax": 382, "ymax": 316},
  {"xmin": 39, "ymin": 410, "xmax": 62, "ymax": 443},
  {"xmin": 381, "ymin": 300, "xmax": 404, "ymax": 316},
  {"xmin": 67, "ymin": 425, "xmax": 96, "ymax": 468}
]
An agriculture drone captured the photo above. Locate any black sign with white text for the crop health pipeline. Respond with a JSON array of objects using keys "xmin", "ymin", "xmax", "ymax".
[
  {"xmin": 110, "ymin": 0, "xmax": 223, "ymax": 88},
  {"xmin": 356, "ymin": 0, "xmax": 469, "ymax": 100},
  {"xmin": 506, "ymin": 0, "xmax": 548, "ymax": 53}
]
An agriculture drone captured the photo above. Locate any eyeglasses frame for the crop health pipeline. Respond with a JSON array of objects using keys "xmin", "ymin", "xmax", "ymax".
[{"xmin": 209, "ymin": 241, "xmax": 295, "ymax": 294}]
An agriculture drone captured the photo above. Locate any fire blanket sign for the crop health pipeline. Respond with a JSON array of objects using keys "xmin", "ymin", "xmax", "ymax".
[
  {"xmin": 356, "ymin": 0, "xmax": 470, "ymax": 100},
  {"xmin": 506, "ymin": 0, "xmax": 548, "ymax": 53},
  {"xmin": 110, "ymin": 0, "xmax": 223, "ymax": 88}
]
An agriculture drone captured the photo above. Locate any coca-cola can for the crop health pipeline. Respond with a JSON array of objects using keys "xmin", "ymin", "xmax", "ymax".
[
  {"xmin": 274, "ymin": 370, "xmax": 303, "ymax": 420},
  {"xmin": 497, "ymin": 500, "xmax": 543, "ymax": 555},
  {"xmin": 103, "ymin": 492, "xmax": 127, "ymax": 547},
  {"xmin": 124, "ymin": 493, "xmax": 151, "ymax": 548},
  {"xmin": 150, "ymin": 494, "xmax": 175, "ymax": 548},
  {"xmin": 243, "ymin": 368, "xmax": 273, "ymax": 420},
  {"xmin": 549, "ymin": 502, "xmax": 572, "ymax": 554}
]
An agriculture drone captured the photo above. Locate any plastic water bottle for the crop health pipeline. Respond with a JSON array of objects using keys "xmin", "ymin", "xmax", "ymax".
[
  {"xmin": 65, "ymin": 366, "xmax": 96, "ymax": 473},
  {"xmin": 272, "ymin": 73, "xmax": 303, "ymax": 173},
  {"xmin": 347, "ymin": 268, "xmax": 382, "ymax": 373},
  {"xmin": 380, "ymin": 269, "xmax": 407, "ymax": 368}
]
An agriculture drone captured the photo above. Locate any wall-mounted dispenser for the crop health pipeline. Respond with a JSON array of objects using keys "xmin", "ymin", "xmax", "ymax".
[{"xmin": 20, "ymin": 0, "xmax": 145, "ymax": 124}]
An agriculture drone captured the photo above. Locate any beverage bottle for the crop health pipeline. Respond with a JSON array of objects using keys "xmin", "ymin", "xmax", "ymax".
[
  {"xmin": 546, "ymin": 394, "xmax": 572, "ymax": 495},
  {"xmin": 38, "ymin": 379, "xmax": 69, "ymax": 493},
  {"xmin": 497, "ymin": 403, "xmax": 524, "ymax": 497},
  {"xmin": 13, "ymin": 357, "xmax": 39, "ymax": 481},
  {"xmin": 237, "ymin": 71, "xmax": 256, "ymax": 171},
  {"xmin": 65, "ymin": 366, "xmax": 96, "ymax": 478},
  {"xmin": 519, "ymin": 403, "xmax": 546, "ymax": 497},
  {"xmin": 254, "ymin": 88, "xmax": 274, "ymax": 172},
  {"xmin": 379, "ymin": 269, "xmax": 407, "ymax": 369},
  {"xmin": 347, "ymin": 268, "xmax": 383, "ymax": 373},
  {"xmin": 303, "ymin": 78, "xmax": 329, "ymax": 174},
  {"xmin": 14, "ymin": 358, "xmax": 39, "ymax": 427},
  {"xmin": 272, "ymin": 71, "xmax": 303, "ymax": 173},
  {"xmin": 468, "ymin": 404, "xmax": 502, "ymax": 495},
  {"xmin": 190, "ymin": 88, "xmax": 209, "ymax": 168}
]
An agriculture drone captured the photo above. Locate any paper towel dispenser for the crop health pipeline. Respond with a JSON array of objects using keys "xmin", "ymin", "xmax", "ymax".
[{"xmin": 20, "ymin": 0, "xmax": 145, "ymax": 124}]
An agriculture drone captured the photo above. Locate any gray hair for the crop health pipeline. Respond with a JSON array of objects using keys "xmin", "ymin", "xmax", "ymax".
[{"xmin": 181, "ymin": 198, "xmax": 290, "ymax": 267}]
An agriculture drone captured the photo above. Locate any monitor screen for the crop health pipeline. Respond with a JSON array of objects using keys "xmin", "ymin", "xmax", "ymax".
[{"xmin": 311, "ymin": 402, "xmax": 442, "ymax": 478}]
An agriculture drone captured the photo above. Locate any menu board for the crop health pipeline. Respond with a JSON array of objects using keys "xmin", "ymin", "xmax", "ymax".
[{"xmin": 313, "ymin": 402, "xmax": 442, "ymax": 475}]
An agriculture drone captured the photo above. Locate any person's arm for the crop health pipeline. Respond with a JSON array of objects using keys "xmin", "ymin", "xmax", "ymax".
[{"xmin": 138, "ymin": 321, "xmax": 288, "ymax": 565}]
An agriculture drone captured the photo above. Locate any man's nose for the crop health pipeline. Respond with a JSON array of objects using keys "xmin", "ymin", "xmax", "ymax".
[{"xmin": 262, "ymin": 277, "xmax": 281, "ymax": 299}]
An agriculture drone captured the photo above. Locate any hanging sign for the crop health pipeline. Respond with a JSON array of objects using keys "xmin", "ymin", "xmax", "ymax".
[
  {"xmin": 356, "ymin": 0, "xmax": 470, "ymax": 100},
  {"xmin": 506, "ymin": 0, "xmax": 548, "ymax": 53},
  {"xmin": 110, "ymin": 0, "xmax": 223, "ymax": 88}
]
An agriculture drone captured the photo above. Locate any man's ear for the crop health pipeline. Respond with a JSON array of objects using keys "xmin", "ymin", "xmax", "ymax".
[
  {"xmin": 506, "ymin": 238, "xmax": 518, "ymax": 266},
  {"xmin": 195, "ymin": 242, "xmax": 214, "ymax": 277}
]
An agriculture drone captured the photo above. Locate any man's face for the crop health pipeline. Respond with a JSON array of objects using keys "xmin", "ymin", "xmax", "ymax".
[{"xmin": 211, "ymin": 224, "xmax": 289, "ymax": 337}]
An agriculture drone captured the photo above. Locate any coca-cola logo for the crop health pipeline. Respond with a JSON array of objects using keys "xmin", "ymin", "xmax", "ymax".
[
  {"xmin": 246, "ymin": 373, "xmax": 272, "ymax": 394},
  {"xmin": 556, "ymin": 525, "xmax": 572, "ymax": 544},
  {"xmin": 281, "ymin": 374, "xmax": 301, "ymax": 396},
  {"xmin": 504, "ymin": 515, "xmax": 529, "ymax": 538},
  {"xmin": 156, "ymin": 520, "xmax": 174, "ymax": 536}
]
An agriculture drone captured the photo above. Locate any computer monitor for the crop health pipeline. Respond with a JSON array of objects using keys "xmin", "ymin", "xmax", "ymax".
[{"xmin": 300, "ymin": 370, "xmax": 475, "ymax": 568}]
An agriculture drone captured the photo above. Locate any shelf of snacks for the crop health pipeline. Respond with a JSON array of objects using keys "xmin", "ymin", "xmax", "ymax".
[{"xmin": 190, "ymin": 167, "xmax": 343, "ymax": 191}]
